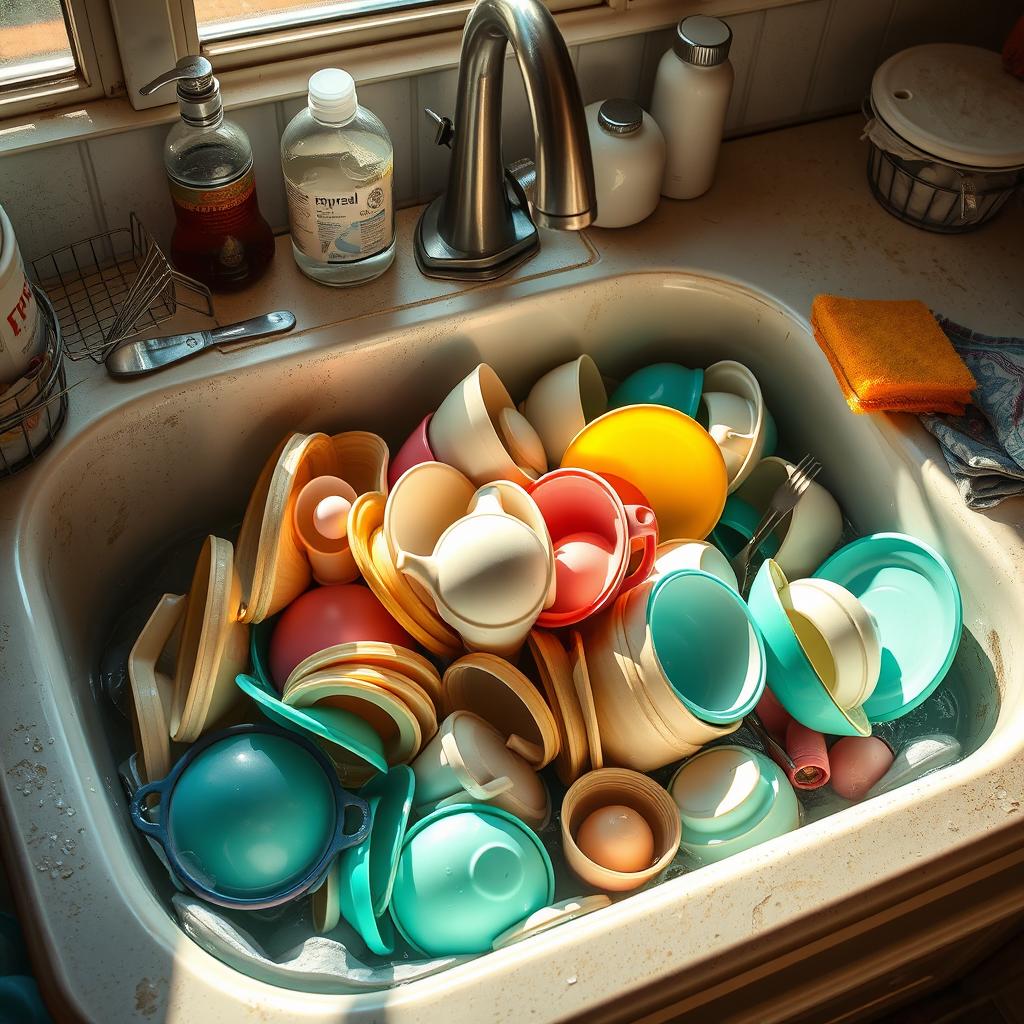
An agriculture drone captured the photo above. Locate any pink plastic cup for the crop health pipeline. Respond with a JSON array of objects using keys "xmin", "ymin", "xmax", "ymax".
[
  {"xmin": 530, "ymin": 468, "xmax": 658, "ymax": 628},
  {"xmin": 388, "ymin": 414, "xmax": 436, "ymax": 490}
]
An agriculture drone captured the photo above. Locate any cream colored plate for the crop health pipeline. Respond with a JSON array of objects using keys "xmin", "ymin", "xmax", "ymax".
[
  {"xmin": 171, "ymin": 536, "xmax": 248, "ymax": 744},
  {"xmin": 285, "ymin": 668, "xmax": 423, "ymax": 765},
  {"xmin": 311, "ymin": 861, "xmax": 341, "ymax": 934},
  {"xmin": 525, "ymin": 630, "xmax": 589, "ymax": 784},
  {"xmin": 443, "ymin": 653, "xmax": 560, "ymax": 769},
  {"xmin": 128, "ymin": 593, "xmax": 185, "ymax": 783},
  {"xmin": 331, "ymin": 431, "xmax": 390, "ymax": 496},
  {"xmin": 569, "ymin": 631, "xmax": 603, "ymax": 770},
  {"xmin": 492, "ymin": 895, "xmax": 612, "ymax": 950},
  {"xmin": 235, "ymin": 432, "xmax": 337, "ymax": 623},
  {"xmin": 284, "ymin": 639, "xmax": 443, "ymax": 708}
]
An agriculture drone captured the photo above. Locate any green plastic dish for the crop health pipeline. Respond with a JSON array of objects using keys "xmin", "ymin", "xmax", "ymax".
[
  {"xmin": 747, "ymin": 560, "xmax": 870, "ymax": 737},
  {"xmin": 337, "ymin": 765, "xmax": 415, "ymax": 952},
  {"xmin": 648, "ymin": 569, "xmax": 766, "ymax": 723},
  {"xmin": 814, "ymin": 533, "xmax": 962, "ymax": 722},
  {"xmin": 608, "ymin": 363, "xmax": 704, "ymax": 418},
  {"xmin": 710, "ymin": 495, "xmax": 781, "ymax": 561},
  {"xmin": 234, "ymin": 673, "xmax": 388, "ymax": 774},
  {"xmin": 390, "ymin": 804, "xmax": 554, "ymax": 957}
]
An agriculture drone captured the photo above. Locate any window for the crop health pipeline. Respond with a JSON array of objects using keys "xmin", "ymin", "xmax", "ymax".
[{"xmin": 0, "ymin": 0, "xmax": 121, "ymax": 116}]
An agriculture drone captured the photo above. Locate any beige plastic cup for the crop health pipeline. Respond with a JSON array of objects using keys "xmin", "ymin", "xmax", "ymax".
[
  {"xmin": 410, "ymin": 711, "xmax": 550, "ymax": 829},
  {"xmin": 428, "ymin": 363, "xmax": 536, "ymax": 488},
  {"xmin": 523, "ymin": 354, "xmax": 608, "ymax": 466},
  {"xmin": 787, "ymin": 578, "xmax": 881, "ymax": 710},
  {"xmin": 293, "ymin": 476, "xmax": 360, "ymax": 585},
  {"xmin": 653, "ymin": 539, "xmax": 739, "ymax": 591},
  {"xmin": 700, "ymin": 391, "xmax": 756, "ymax": 482},
  {"xmin": 734, "ymin": 457, "xmax": 844, "ymax": 579},
  {"xmin": 703, "ymin": 360, "xmax": 768, "ymax": 493},
  {"xmin": 561, "ymin": 768, "xmax": 681, "ymax": 892}
]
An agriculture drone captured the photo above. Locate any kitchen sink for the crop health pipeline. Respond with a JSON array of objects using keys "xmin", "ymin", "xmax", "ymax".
[{"xmin": 1, "ymin": 268, "xmax": 1021, "ymax": 1024}]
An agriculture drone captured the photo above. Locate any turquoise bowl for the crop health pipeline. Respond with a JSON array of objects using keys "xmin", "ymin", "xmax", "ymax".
[
  {"xmin": 814, "ymin": 533, "xmax": 962, "ymax": 723},
  {"xmin": 762, "ymin": 407, "xmax": 779, "ymax": 458},
  {"xmin": 338, "ymin": 766, "xmax": 415, "ymax": 954},
  {"xmin": 647, "ymin": 569, "xmax": 766, "ymax": 723},
  {"xmin": 608, "ymin": 363, "xmax": 704, "ymax": 418},
  {"xmin": 747, "ymin": 560, "xmax": 870, "ymax": 736},
  {"xmin": 390, "ymin": 805, "xmax": 554, "ymax": 956},
  {"xmin": 130, "ymin": 724, "xmax": 370, "ymax": 909},
  {"xmin": 710, "ymin": 495, "xmax": 781, "ymax": 561}
]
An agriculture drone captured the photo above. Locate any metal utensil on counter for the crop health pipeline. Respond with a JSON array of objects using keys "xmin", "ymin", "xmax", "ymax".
[
  {"xmin": 733, "ymin": 454, "xmax": 821, "ymax": 595},
  {"xmin": 106, "ymin": 312, "xmax": 297, "ymax": 378}
]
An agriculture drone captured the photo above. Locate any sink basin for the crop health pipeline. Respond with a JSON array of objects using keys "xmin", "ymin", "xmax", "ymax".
[{"xmin": 1, "ymin": 269, "xmax": 1021, "ymax": 1024}]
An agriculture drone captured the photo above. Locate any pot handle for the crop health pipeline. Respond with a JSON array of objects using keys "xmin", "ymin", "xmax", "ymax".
[
  {"xmin": 620, "ymin": 503, "xmax": 659, "ymax": 592},
  {"xmin": 330, "ymin": 790, "xmax": 371, "ymax": 854},
  {"xmin": 130, "ymin": 778, "xmax": 170, "ymax": 842}
]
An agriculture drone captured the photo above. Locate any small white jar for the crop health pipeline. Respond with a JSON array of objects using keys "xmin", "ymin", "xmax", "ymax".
[
  {"xmin": 585, "ymin": 99, "xmax": 665, "ymax": 229},
  {"xmin": 650, "ymin": 16, "xmax": 734, "ymax": 200}
]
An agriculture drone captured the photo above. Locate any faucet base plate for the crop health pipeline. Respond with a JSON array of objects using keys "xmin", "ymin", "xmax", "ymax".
[{"xmin": 414, "ymin": 196, "xmax": 539, "ymax": 282}]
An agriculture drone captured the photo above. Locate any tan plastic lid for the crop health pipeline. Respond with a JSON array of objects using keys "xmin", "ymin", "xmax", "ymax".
[
  {"xmin": 871, "ymin": 45, "xmax": 1024, "ymax": 169},
  {"xmin": 446, "ymin": 711, "xmax": 549, "ymax": 826}
]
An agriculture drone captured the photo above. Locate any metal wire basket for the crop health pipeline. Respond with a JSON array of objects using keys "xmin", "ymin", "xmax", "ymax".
[
  {"xmin": 30, "ymin": 213, "xmax": 213, "ymax": 363},
  {"xmin": 0, "ymin": 287, "xmax": 68, "ymax": 478},
  {"xmin": 866, "ymin": 144, "xmax": 1023, "ymax": 234}
]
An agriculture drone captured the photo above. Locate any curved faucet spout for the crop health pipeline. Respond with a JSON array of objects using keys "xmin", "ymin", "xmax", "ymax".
[{"xmin": 414, "ymin": 0, "xmax": 597, "ymax": 281}]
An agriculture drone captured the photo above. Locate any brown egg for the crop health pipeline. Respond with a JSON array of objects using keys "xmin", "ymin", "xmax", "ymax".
[{"xmin": 576, "ymin": 804, "xmax": 655, "ymax": 873}]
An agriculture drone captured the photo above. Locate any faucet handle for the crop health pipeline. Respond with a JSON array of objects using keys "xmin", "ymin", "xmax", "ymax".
[{"xmin": 424, "ymin": 108, "xmax": 455, "ymax": 149}]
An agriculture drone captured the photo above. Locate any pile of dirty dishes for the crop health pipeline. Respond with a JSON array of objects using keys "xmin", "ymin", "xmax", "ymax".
[{"xmin": 123, "ymin": 354, "xmax": 965, "ymax": 963}]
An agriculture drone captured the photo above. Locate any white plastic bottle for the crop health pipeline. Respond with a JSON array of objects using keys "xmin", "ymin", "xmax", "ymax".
[
  {"xmin": 585, "ymin": 99, "xmax": 666, "ymax": 228},
  {"xmin": 650, "ymin": 16, "xmax": 734, "ymax": 200},
  {"xmin": 282, "ymin": 69, "xmax": 395, "ymax": 286}
]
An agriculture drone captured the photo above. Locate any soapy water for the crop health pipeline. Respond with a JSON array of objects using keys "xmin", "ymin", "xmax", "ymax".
[{"xmin": 96, "ymin": 519, "xmax": 998, "ymax": 984}]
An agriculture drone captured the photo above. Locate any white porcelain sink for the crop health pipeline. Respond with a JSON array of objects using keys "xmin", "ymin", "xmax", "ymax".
[{"xmin": 1, "ymin": 268, "xmax": 1021, "ymax": 1024}]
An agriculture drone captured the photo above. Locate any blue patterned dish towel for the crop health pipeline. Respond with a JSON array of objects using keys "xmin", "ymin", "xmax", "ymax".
[{"xmin": 920, "ymin": 316, "xmax": 1024, "ymax": 511}]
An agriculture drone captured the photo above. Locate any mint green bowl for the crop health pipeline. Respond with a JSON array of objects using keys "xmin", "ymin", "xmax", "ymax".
[
  {"xmin": 390, "ymin": 805, "xmax": 554, "ymax": 956},
  {"xmin": 338, "ymin": 766, "xmax": 415, "ymax": 954},
  {"xmin": 608, "ymin": 363, "xmax": 704, "ymax": 418},
  {"xmin": 747, "ymin": 559, "xmax": 871, "ymax": 737}
]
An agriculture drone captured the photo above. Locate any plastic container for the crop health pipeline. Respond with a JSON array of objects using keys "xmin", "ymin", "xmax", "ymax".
[
  {"xmin": 585, "ymin": 99, "xmax": 665, "ymax": 228},
  {"xmin": 282, "ymin": 68, "xmax": 395, "ymax": 286},
  {"xmin": 650, "ymin": 17, "xmax": 734, "ymax": 200}
]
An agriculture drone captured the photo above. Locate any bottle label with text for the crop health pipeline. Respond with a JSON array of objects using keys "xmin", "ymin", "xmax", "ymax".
[{"xmin": 286, "ymin": 170, "xmax": 393, "ymax": 264}]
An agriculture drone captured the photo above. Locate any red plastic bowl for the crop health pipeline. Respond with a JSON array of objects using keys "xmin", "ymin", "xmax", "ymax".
[
  {"xmin": 269, "ymin": 584, "xmax": 414, "ymax": 689},
  {"xmin": 388, "ymin": 414, "xmax": 436, "ymax": 490}
]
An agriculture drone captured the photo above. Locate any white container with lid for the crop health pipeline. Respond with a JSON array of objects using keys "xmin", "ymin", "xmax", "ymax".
[
  {"xmin": 650, "ymin": 16, "xmax": 734, "ymax": 200},
  {"xmin": 585, "ymin": 99, "xmax": 665, "ymax": 228},
  {"xmin": 281, "ymin": 68, "xmax": 396, "ymax": 286},
  {"xmin": 0, "ymin": 201, "xmax": 42, "ymax": 390}
]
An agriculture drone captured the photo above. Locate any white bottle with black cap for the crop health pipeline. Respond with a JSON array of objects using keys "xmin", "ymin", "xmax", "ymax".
[
  {"xmin": 585, "ymin": 99, "xmax": 666, "ymax": 228},
  {"xmin": 281, "ymin": 68, "xmax": 395, "ymax": 286},
  {"xmin": 650, "ymin": 16, "xmax": 734, "ymax": 200}
]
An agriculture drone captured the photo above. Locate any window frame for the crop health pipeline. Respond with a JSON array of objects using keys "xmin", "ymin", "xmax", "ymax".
[{"xmin": 0, "ymin": 0, "xmax": 123, "ymax": 118}]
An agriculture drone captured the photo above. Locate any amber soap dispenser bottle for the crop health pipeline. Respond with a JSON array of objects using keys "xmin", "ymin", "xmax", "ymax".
[{"xmin": 141, "ymin": 57, "xmax": 274, "ymax": 291}]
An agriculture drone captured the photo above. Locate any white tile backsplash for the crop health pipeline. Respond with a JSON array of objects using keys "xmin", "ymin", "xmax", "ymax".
[
  {"xmin": 809, "ymin": 0, "xmax": 893, "ymax": 114},
  {"xmin": 575, "ymin": 34, "xmax": 646, "ymax": 107},
  {"xmin": 3, "ymin": 0, "xmax": 1011, "ymax": 261},
  {"xmin": 745, "ymin": 0, "xmax": 831, "ymax": 128}
]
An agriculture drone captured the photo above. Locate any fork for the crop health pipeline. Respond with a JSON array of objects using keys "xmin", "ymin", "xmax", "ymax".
[{"xmin": 733, "ymin": 454, "xmax": 821, "ymax": 595}]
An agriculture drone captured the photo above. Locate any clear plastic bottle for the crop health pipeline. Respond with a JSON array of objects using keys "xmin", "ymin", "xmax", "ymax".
[{"xmin": 281, "ymin": 69, "xmax": 395, "ymax": 287}]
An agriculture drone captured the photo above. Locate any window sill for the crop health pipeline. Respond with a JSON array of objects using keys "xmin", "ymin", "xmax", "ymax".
[{"xmin": 0, "ymin": 0, "xmax": 801, "ymax": 155}]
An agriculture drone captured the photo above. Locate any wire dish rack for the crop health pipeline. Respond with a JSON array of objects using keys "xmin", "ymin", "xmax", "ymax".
[
  {"xmin": 0, "ymin": 288, "xmax": 68, "ymax": 477},
  {"xmin": 30, "ymin": 213, "xmax": 213, "ymax": 363}
]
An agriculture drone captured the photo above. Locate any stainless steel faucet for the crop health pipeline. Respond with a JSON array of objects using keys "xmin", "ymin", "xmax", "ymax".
[{"xmin": 414, "ymin": 0, "xmax": 597, "ymax": 281}]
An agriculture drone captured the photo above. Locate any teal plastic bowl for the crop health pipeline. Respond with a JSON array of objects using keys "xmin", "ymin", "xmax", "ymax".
[
  {"xmin": 814, "ymin": 533, "xmax": 962, "ymax": 723},
  {"xmin": 608, "ymin": 363, "xmax": 704, "ymax": 418},
  {"xmin": 338, "ymin": 766, "xmax": 415, "ymax": 954},
  {"xmin": 710, "ymin": 495, "xmax": 781, "ymax": 561},
  {"xmin": 390, "ymin": 805, "xmax": 554, "ymax": 956},
  {"xmin": 747, "ymin": 560, "xmax": 870, "ymax": 736},
  {"xmin": 647, "ymin": 569, "xmax": 766, "ymax": 723}
]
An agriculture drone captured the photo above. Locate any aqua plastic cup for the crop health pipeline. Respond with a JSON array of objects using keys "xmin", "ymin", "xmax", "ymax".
[
  {"xmin": 130, "ymin": 724, "xmax": 370, "ymax": 910},
  {"xmin": 646, "ymin": 569, "xmax": 766, "ymax": 724},
  {"xmin": 389, "ymin": 804, "xmax": 554, "ymax": 956},
  {"xmin": 669, "ymin": 745, "xmax": 800, "ymax": 864},
  {"xmin": 608, "ymin": 363, "xmax": 704, "ymax": 418}
]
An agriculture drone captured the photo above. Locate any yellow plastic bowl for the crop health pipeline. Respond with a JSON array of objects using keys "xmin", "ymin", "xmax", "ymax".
[{"xmin": 561, "ymin": 405, "xmax": 728, "ymax": 542}]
